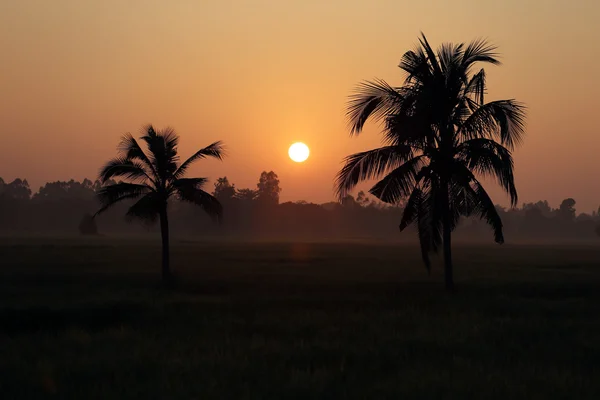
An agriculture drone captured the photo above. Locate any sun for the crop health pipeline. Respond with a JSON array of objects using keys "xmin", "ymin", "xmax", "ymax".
[{"xmin": 288, "ymin": 142, "xmax": 310, "ymax": 162}]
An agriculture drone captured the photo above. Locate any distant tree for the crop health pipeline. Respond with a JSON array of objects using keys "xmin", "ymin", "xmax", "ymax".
[
  {"xmin": 340, "ymin": 194, "xmax": 358, "ymax": 209},
  {"xmin": 1, "ymin": 178, "xmax": 32, "ymax": 200},
  {"xmin": 556, "ymin": 198, "xmax": 576, "ymax": 221},
  {"xmin": 72, "ymin": 179, "xmax": 95, "ymax": 199},
  {"xmin": 235, "ymin": 188, "xmax": 259, "ymax": 202},
  {"xmin": 213, "ymin": 177, "xmax": 236, "ymax": 202},
  {"xmin": 257, "ymin": 171, "xmax": 281, "ymax": 205},
  {"xmin": 33, "ymin": 179, "xmax": 96, "ymax": 202},
  {"xmin": 522, "ymin": 200, "xmax": 553, "ymax": 217},
  {"xmin": 89, "ymin": 179, "xmax": 117, "ymax": 194},
  {"xmin": 356, "ymin": 191, "xmax": 371, "ymax": 207},
  {"xmin": 92, "ymin": 179, "xmax": 104, "ymax": 193},
  {"xmin": 78, "ymin": 213, "xmax": 98, "ymax": 235},
  {"xmin": 522, "ymin": 208, "xmax": 542, "ymax": 224},
  {"xmin": 320, "ymin": 201, "xmax": 341, "ymax": 211},
  {"xmin": 576, "ymin": 213, "xmax": 593, "ymax": 222},
  {"xmin": 336, "ymin": 34, "xmax": 526, "ymax": 290},
  {"xmin": 95, "ymin": 125, "xmax": 225, "ymax": 283}
]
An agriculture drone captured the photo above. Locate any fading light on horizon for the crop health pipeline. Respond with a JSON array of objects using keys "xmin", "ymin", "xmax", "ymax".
[{"xmin": 0, "ymin": 0, "xmax": 599, "ymax": 211}]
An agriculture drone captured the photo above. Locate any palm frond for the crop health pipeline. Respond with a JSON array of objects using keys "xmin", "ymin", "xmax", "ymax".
[
  {"xmin": 449, "ymin": 178, "xmax": 476, "ymax": 220},
  {"xmin": 398, "ymin": 179, "xmax": 442, "ymax": 272},
  {"xmin": 456, "ymin": 138, "xmax": 517, "ymax": 206},
  {"xmin": 369, "ymin": 156, "xmax": 425, "ymax": 204},
  {"xmin": 418, "ymin": 33, "xmax": 442, "ymax": 77},
  {"xmin": 168, "ymin": 177, "xmax": 209, "ymax": 198},
  {"xmin": 172, "ymin": 141, "xmax": 226, "ymax": 180},
  {"xmin": 464, "ymin": 68, "xmax": 486, "ymax": 105},
  {"xmin": 382, "ymin": 91, "xmax": 435, "ymax": 148},
  {"xmin": 471, "ymin": 179, "xmax": 504, "ymax": 243},
  {"xmin": 138, "ymin": 125, "xmax": 161, "ymax": 175},
  {"xmin": 139, "ymin": 125, "xmax": 179, "ymax": 181},
  {"xmin": 99, "ymin": 158, "xmax": 151, "ymax": 183},
  {"xmin": 174, "ymin": 180, "xmax": 222, "ymax": 221},
  {"xmin": 346, "ymin": 79, "xmax": 410, "ymax": 135},
  {"xmin": 139, "ymin": 124, "xmax": 158, "ymax": 144},
  {"xmin": 170, "ymin": 177, "xmax": 209, "ymax": 191},
  {"xmin": 157, "ymin": 127, "xmax": 180, "ymax": 177},
  {"xmin": 118, "ymin": 133, "xmax": 158, "ymax": 179},
  {"xmin": 125, "ymin": 192, "xmax": 160, "ymax": 223},
  {"xmin": 398, "ymin": 47, "xmax": 431, "ymax": 83},
  {"xmin": 399, "ymin": 186, "xmax": 423, "ymax": 231},
  {"xmin": 452, "ymin": 99, "xmax": 473, "ymax": 127},
  {"xmin": 95, "ymin": 182, "xmax": 152, "ymax": 215},
  {"xmin": 437, "ymin": 42, "xmax": 464, "ymax": 76},
  {"xmin": 161, "ymin": 127, "xmax": 180, "ymax": 156},
  {"xmin": 335, "ymin": 145, "xmax": 413, "ymax": 200},
  {"xmin": 458, "ymin": 100, "xmax": 526, "ymax": 149},
  {"xmin": 462, "ymin": 38, "xmax": 500, "ymax": 68},
  {"xmin": 399, "ymin": 186, "xmax": 433, "ymax": 270},
  {"xmin": 450, "ymin": 164, "xmax": 505, "ymax": 243}
]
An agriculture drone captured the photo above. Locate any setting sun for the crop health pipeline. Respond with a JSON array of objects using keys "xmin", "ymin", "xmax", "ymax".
[{"xmin": 288, "ymin": 142, "xmax": 310, "ymax": 163}]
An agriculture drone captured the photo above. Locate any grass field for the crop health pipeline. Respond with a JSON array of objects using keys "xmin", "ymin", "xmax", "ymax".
[{"xmin": 1, "ymin": 237, "xmax": 599, "ymax": 399}]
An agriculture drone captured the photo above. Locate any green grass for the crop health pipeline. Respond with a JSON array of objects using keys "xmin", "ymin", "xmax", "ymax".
[{"xmin": 1, "ymin": 237, "xmax": 600, "ymax": 399}]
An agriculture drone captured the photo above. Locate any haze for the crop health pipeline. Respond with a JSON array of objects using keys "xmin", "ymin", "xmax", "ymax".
[{"xmin": 1, "ymin": 0, "xmax": 598, "ymax": 211}]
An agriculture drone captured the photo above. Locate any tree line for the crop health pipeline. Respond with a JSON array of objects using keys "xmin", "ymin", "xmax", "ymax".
[{"xmin": 1, "ymin": 175, "xmax": 598, "ymax": 241}]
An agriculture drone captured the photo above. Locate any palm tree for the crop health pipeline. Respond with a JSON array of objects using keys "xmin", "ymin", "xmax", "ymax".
[
  {"xmin": 336, "ymin": 34, "xmax": 526, "ymax": 290},
  {"xmin": 95, "ymin": 125, "xmax": 225, "ymax": 283}
]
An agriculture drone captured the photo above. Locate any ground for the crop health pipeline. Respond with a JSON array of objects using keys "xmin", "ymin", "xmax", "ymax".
[{"xmin": 1, "ymin": 237, "xmax": 599, "ymax": 399}]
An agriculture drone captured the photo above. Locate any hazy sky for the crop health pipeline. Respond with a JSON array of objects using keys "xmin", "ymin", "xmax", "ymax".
[{"xmin": 1, "ymin": 0, "xmax": 599, "ymax": 211}]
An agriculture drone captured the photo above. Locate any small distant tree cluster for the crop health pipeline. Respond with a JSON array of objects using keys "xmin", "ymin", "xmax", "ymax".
[
  {"xmin": 213, "ymin": 177, "xmax": 236, "ymax": 202},
  {"xmin": 212, "ymin": 171, "xmax": 282, "ymax": 205},
  {"xmin": 257, "ymin": 171, "xmax": 281, "ymax": 205}
]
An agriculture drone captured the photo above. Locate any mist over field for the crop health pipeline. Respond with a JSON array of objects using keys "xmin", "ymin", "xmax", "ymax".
[{"xmin": 2, "ymin": 176, "xmax": 599, "ymax": 244}]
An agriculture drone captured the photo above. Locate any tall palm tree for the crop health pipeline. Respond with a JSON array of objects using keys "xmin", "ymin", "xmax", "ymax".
[
  {"xmin": 95, "ymin": 125, "xmax": 225, "ymax": 283},
  {"xmin": 336, "ymin": 34, "xmax": 526, "ymax": 290}
]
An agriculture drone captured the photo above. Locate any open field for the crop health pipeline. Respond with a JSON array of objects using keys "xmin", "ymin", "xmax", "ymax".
[{"xmin": 1, "ymin": 237, "xmax": 599, "ymax": 399}]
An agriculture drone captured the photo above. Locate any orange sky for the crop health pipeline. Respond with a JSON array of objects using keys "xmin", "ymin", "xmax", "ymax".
[{"xmin": 0, "ymin": 0, "xmax": 599, "ymax": 211}]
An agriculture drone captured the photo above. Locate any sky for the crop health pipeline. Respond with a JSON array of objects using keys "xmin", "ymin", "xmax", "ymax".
[{"xmin": 0, "ymin": 0, "xmax": 599, "ymax": 211}]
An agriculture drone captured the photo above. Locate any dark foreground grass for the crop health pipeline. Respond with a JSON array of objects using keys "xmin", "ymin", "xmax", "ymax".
[{"xmin": 1, "ymin": 237, "xmax": 599, "ymax": 399}]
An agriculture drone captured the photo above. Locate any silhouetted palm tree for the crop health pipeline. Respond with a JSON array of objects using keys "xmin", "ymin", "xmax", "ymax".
[
  {"xmin": 96, "ymin": 125, "xmax": 225, "ymax": 283},
  {"xmin": 336, "ymin": 34, "xmax": 526, "ymax": 290}
]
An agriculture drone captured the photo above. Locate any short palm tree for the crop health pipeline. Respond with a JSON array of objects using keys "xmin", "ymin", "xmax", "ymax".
[
  {"xmin": 336, "ymin": 34, "xmax": 526, "ymax": 290},
  {"xmin": 96, "ymin": 125, "xmax": 225, "ymax": 283}
]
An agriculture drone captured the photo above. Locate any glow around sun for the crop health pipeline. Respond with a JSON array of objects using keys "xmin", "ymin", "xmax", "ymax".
[{"xmin": 288, "ymin": 142, "xmax": 310, "ymax": 162}]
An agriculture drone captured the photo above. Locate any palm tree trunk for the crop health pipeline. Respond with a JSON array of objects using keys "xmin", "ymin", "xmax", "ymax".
[
  {"xmin": 441, "ymin": 181, "xmax": 454, "ymax": 291},
  {"xmin": 159, "ymin": 208, "xmax": 171, "ymax": 284}
]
